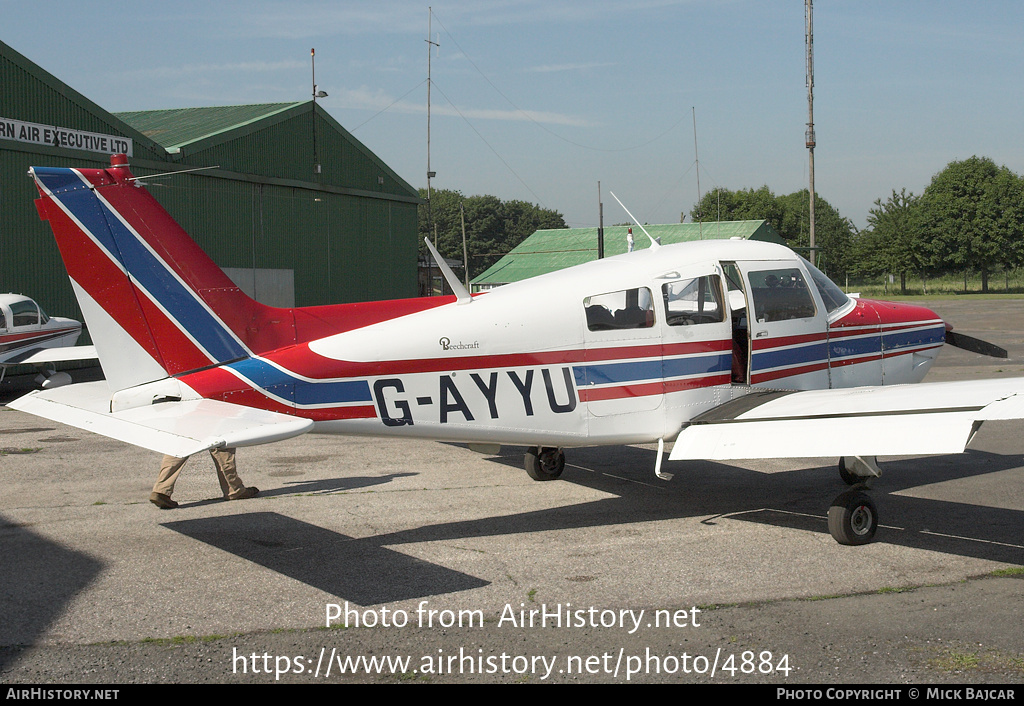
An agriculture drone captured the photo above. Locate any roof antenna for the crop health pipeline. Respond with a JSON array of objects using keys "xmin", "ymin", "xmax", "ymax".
[
  {"xmin": 424, "ymin": 238, "xmax": 471, "ymax": 305},
  {"xmin": 609, "ymin": 191, "xmax": 660, "ymax": 250}
]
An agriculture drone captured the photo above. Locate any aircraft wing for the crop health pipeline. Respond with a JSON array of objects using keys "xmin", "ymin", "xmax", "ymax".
[
  {"xmin": 7, "ymin": 345, "xmax": 98, "ymax": 365},
  {"xmin": 669, "ymin": 377, "xmax": 1024, "ymax": 461},
  {"xmin": 8, "ymin": 381, "xmax": 313, "ymax": 458}
]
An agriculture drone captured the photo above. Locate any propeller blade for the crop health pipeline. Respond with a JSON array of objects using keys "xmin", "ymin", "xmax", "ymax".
[{"xmin": 945, "ymin": 330, "xmax": 1008, "ymax": 359}]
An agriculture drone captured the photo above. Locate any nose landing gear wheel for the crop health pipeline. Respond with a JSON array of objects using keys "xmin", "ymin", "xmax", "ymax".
[
  {"xmin": 525, "ymin": 447, "xmax": 565, "ymax": 481},
  {"xmin": 828, "ymin": 489, "xmax": 878, "ymax": 545}
]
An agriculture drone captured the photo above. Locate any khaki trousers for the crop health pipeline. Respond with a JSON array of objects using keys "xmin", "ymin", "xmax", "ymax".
[{"xmin": 153, "ymin": 448, "xmax": 245, "ymax": 498}]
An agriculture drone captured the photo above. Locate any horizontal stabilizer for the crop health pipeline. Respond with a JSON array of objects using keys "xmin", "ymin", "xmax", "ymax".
[
  {"xmin": 670, "ymin": 377, "xmax": 1024, "ymax": 461},
  {"xmin": 8, "ymin": 345, "xmax": 98, "ymax": 365},
  {"xmin": 9, "ymin": 381, "xmax": 313, "ymax": 457}
]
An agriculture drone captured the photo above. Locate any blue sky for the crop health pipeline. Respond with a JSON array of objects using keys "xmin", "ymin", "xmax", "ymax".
[{"xmin": 4, "ymin": 1, "xmax": 1022, "ymax": 230}]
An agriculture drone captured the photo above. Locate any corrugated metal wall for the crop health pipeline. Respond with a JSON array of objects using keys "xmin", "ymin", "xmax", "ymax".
[
  {"xmin": 1, "ymin": 40, "xmax": 420, "ymax": 332},
  {"xmin": 152, "ymin": 175, "xmax": 417, "ymax": 306},
  {"xmin": 0, "ymin": 149, "xmax": 86, "ymax": 320}
]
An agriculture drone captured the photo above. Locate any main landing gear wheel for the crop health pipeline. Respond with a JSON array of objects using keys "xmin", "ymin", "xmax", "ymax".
[
  {"xmin": 525, "ymin": 447, "xmax": 565, "ymax": 481},
  {"xmin": 827, "ymin": 489, "xmax": 878, "ymax": 545}
]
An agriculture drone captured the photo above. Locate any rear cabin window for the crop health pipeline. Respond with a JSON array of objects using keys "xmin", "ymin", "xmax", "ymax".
[
  {"xmin": 748, "ymin": 267, "xmax": 816, "ymax": 322},
  {"xmin": 662, "ymin": 276, "xmax": 725, "ymax": 326},
  {"xmin": 584, "ymin": 288, "xmax": 655, "ymax": 331}
]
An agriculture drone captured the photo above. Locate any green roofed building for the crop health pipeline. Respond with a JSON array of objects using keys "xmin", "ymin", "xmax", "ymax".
[
  {"xmin": 2, "ymin": 38, "xmax": 420, "ymax": 333},
  {"xmin": 471, "ymin": 220, "xmax": 786, "ymax": 291},
  {"xmin": 113, "ymin": 101, "xmax": 422, "ymax": 308}
]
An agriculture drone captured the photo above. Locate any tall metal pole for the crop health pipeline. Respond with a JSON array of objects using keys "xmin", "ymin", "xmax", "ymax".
[
  {"xmin": 426, "ymin": 9, "xmax": 440, "ymax": 294},
  {"xmin": 311, "ymin": 48, "xmax": 320, "ymax": 175},
  {"xmin": 597, "ymin": 181, "xmax": 605, "ymax": 259},
  {"xmin": 693, "ymin": 107, "xmax": 703, "ymax": 240},
  {"xmin": 805, "ymin": 0, "xmax": 817, "ymax": 264},
  {"xmin": 426, "ymin": 8, "xmax": 438, "ymax": 199}
]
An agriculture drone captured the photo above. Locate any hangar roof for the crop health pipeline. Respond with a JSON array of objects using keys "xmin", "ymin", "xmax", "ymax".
[
  {"xmin": 115, "ymin": 103, "xmax": 305, "ymax": 151},
  {"xmin": 115, "ymin": 101, "xmax": 419, "ymax": 200},
  {"xmin": 471, "ymin": 220, "xmax": 786, "ymax": 289}
]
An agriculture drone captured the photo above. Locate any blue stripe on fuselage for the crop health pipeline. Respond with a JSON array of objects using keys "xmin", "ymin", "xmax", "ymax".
[
  {"xmin": 829, "ymin": 334, "xmax": 882, "ymax": 361},
  {"xmin": 573, "ymin": 353, "xmax": 731, "ymax": 387},
  {"xmin": 225, "ymin": 357, "xmax": 372, "ymax": 407},
  {"xmin": 751, "ymin": 342, "xmax": 829, "ymax": 372},
  {"xmin": 882, "ymin": 325, "xmax": 945, "ymax": 353}
]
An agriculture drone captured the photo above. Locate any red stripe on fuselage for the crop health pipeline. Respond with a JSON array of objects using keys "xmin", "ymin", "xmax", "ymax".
[
  {"xmin": 266, "ymin": 339, "xmax": 732, "ymax": 381},
  {"xmin": 0, "ymin": 327, "xmax": 79, "ymax": 344},
  {"xmin": 751, "ymin": 331, "xmax": 827, "ymax": 351},
  {"xmin": 750, "ymin": 361, "xmax": 830, "ymax": 384},
  {"xmin": 179, "ymin": 339, "xmax": 733, "ymax": 413},
  {"xmin": 578, "ymin": 373, "xmax": 732, "ymax": 402}
]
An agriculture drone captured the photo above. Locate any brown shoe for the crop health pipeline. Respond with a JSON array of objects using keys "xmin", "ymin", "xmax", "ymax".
[
  {"xmin": 149, "ymin": 492, "xmax": 178, "ymax": 509},
  {"xmin": 227, "ymin": 487, "xmax": 259, "ymax": 501}
]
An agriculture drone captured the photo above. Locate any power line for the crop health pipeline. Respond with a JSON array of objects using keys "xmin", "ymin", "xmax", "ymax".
[{"xmin": 429, "ymin": 9, "xmax": 688, "ymax": 154}]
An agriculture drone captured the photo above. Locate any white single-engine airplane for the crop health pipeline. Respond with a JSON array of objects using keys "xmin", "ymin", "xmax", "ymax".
[
  {"xmin": 11, "ymin": 154, "xmax": 1023, "ymax": 545},
  {"xmin": 0, "ymin": 292, "xmax": 95, "ymax": 387}
]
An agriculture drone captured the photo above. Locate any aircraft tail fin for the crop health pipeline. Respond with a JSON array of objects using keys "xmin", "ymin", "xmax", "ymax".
[{"xmin": 30, "ymin": 155, "xmax": 294, "ymax": 393}]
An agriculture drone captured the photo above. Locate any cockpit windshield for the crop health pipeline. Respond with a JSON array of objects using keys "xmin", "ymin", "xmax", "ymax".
[{"xmin": 799, "ymin": 256, "xmax": 851, "ymax": 316}]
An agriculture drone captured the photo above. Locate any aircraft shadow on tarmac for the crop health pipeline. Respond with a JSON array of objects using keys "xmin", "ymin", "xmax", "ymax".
[
  {"xmin": 0, "ymin": 515, "xmax": 103, "ymax": 669},
  {"xmin": 160, "ymin": 512, "xmax": 489, "ymax": 606},
  {"xmin": 157, "ymin": 443, "xmax": 1022, "ymax": 607},
  {"xmin": 475, "ymin": 444, "xmax": 1024, "ymax": 564}
]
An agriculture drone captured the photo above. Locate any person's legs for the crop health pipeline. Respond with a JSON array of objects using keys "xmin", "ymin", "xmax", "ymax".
[
  {"xmin": 210, "ymin": 448, "xmax": 258, "ymax": 500},
  {"xmin": 151, "ymin": 455, "xmax": 188, "ymax": 508}
]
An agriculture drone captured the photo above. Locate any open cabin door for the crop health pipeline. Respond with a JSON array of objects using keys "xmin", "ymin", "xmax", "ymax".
[
  {"xmin": 733, "ymin": 259, "xmax": 830, "ymax": 390},
  {"xmin": 658, "ymin": 266, "xmax": 734, "ymax": 423}
]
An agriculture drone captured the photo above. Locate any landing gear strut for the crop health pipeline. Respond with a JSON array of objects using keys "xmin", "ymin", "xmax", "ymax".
[
  {"xmin": 838, "ymin": 456, "xmax": 882, "ymax": 486},
  {"xmin": 524, "ymin": 447, "xmax": 565, "ymax": 481}
]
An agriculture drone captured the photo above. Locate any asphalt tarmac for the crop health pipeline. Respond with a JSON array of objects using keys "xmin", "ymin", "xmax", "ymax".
[{"xmin": 1, "ymin": 298, "xmax": 1022, "ymax": 684}]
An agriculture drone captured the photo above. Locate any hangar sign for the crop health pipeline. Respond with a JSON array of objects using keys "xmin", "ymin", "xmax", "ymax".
[{"xmin": 0, "ymin": 117, "xmax": 133, "ymax": 157}]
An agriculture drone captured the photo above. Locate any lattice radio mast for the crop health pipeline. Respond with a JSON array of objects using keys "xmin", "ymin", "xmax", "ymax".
[{"xmin": 805, "ymin": 0, "xmax": 817, "ymax": 264}]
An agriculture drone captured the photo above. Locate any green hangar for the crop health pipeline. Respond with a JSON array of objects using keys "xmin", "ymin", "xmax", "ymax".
[{"xmin": 1, "ymin": 39, "xmax": 421, "ymax": 329}]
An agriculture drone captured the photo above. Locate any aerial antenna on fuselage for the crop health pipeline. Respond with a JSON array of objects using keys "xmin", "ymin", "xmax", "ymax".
[
  {"xmin": 127, "ymin": 164, "xmax": 221, "ymax": 184},
  {"xmin": 609, "ymin": 191, "xmax": 660, "ymax": 250},
  {"xmin": 424, "ymin": 237, "xmax": 471, "ymax": 304}
]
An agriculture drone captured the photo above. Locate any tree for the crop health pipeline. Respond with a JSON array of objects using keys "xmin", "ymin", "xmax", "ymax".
[
  {"xmin": 686, "ymin": 186, "xmax": 855, "ymax": 278},
  {"xmin": 918, "ymin": 156, "xmax": 1024, "ymax": 292},
  {"xmin": 687, "ymin": 186, "xmax": 783, "ymax": 229},
  {"xmin": 418, "ymin": 189, "xmax": 566, "ymax": 280},
  {"xmin": 859, "ymin": 189, "xmax": 927, "ymax": 293},
  {"xmin": 776, "ymin": 190, "xmax": 854, "ymax": 278}
]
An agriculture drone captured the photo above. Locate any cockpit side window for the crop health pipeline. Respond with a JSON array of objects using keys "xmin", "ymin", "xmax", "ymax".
[
  {"xmin": 722, "ymin": 263, "xmax": 744, "ymax": 294},
  {"xmin": 10, "ymin": 300, "xmax": 39, "ymax": 327},
  {"xmin": 748, "ymin": 267, "xmax": 816, "ymax": 322},
  {"xmin": 584, "ymin": 287, "xmax": 655, "ymax": 331},
  {"xmin": 662, "ymin": 275, "xmax": 725, "ymax": 326}
]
